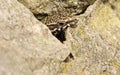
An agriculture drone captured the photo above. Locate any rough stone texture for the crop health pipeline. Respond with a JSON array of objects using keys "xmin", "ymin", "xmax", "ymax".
[
  {"xmin": 17, "ymin": 0, "xmax": 89, "ymax": 14},
  {"xmin": 17, "ymin": 0, "xmax": 55, "ymax": 14},
  {"xmin": 0, "ymin": 0, "xmax": 70, "ymax": 75},
  {"xmin": 18, "ymin": 0, "xmax": 96, "ymax": 16},
  {"xmin": 63, "ymin": 0, "xmax": 120, "ymax": 75},
  {"xmin": 0, "ymin": 0, "xmax": 120, "ymax": 75},
  {"xmin": 18, "ymin": 0, "xmax": 96, "ymax": 25}
]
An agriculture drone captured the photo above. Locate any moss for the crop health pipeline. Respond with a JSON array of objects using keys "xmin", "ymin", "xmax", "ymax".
[
  {"xmin": 61, "ymin": 62, "xmax": 72, "ymax": 73},
  {"xmin": 111, "ymin": 61, "xmax": 120, "ymax": 70},
  {"xmin": 78, "ymin": 67, "xmax": 84, "ymax": 73},
  {"xmin": 89, "ymin": 4, "xmax": 120, "ymax": 32}
]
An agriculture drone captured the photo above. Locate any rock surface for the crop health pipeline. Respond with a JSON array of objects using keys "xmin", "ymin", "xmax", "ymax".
[
  {"xmin": 0, "ymin": 0, "xmax": 71, "ymax": 75},
  {"xmin": 65, "ymin": 0, "xmax": 120, "ymax": 75},
  {"xmin": 0, "ymin": 0, "xmax": 120, "ymax": 75}
]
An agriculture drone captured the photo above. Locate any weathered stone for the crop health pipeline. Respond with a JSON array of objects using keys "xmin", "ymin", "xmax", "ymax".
[
  {"xmin": 18, "ymin": 0, "xmax": 96, "ymax": 24},
  {"xmin": 0, "ymin": 0, "xmax": 70, "ymax": 75},
  {"xmin": 63, "ymin": 0, "xmax": 120, "ymax": 75},
  {"xmin": 0, "ymin": 0, "xmax": 120, "ymax": 75}
]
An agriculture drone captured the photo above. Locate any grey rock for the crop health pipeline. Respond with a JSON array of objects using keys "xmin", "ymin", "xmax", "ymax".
[
  {"xmin": 1, "ymin": 0, "xmax": 120, "ymax": 75},
  {"xmin": 0, "ymin": 0, "xmax": 70, "ymax": 75}
]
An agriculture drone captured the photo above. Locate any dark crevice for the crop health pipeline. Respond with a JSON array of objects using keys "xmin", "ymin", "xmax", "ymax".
[
  {"xmin": 17, "ymin": 0, "xmax": 95, "ymax": 64},
  {"xmin": 33, "ymin": 13, "xmax": 48, "ymax": 21},
  {"xmin": 47, "ymin": 24, "xmax": 67, "ymax": 43},
  {"xmin": 33, "ymin": 13, "xmax": 68, "ymax": 43},
  {"xmin": 110, "ymin": 4, "xmax": 116, "ymax": 10},
  {"xmin": 32, "ymin": 2, "xmax": 90, "ymax": 43},
  {"xmin": 52, "ymin": 28, "xmax": 66, "ymax": 43},
  {"xmin": 46, "ymin": 22, "xmax": 72, "ymax": 43},
  {"xmin": 46, "ymin": 19, "xmax": 78, "ymax": 43},
  {"xmin": 63, "ymin": 53, "xmax": 74, "ymax": 63},
  {"xmin": 32, "ymin": 1, "xmax": 90, "ymax": 63},
  {"xmin": 31, "ymin": 2, "xmax": 92, "ymax": 63},
  {"xmin": 33, "ymin": 14, "xmax": 76, "ymax": 62},
  {"xmin": 75, "ymin": 5, "xmax": 90, "ymax": 15}
]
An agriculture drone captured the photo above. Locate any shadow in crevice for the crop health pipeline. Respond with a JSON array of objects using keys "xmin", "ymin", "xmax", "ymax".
[{"xmin": 63, "ymin": 53, "xmax": 74, "ymax": 63}]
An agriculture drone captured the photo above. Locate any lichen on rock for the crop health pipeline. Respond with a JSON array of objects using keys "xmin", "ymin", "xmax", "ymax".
[{"xmin": 0, "ymin": 0, "xmax": 120, "ymax": 75}]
